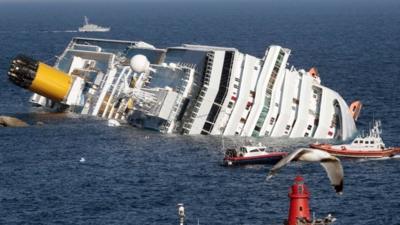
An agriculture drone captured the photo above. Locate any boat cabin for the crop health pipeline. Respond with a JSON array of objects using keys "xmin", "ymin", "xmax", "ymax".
[
  {"xmin": 346, "ymin": 120, "xmax": 386, "ymax": 150},
  {"xmin": 239, "ymin": 146, "xmax": 269, "ymax": 156},
  {"xmin": 350, "ymin": 136, "xmax": 385, "ymax": 150}
]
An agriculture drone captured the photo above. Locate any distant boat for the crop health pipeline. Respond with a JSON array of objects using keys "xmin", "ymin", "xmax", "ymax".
[{"xmin": 78, "ymin": 16, "xmax": 110, "ymax": 32}]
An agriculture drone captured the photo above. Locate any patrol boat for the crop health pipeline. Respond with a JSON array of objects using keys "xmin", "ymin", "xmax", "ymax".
[
  {"xmin": 8, "ymin": 37, "xmax": 360, "ymax": 139},
  {"xmin": 310, "ymin": 120, "xmax": 400, "ymax": 158},
  {"xmin": 223, "ymin": 144, "xmax": 287, "ymax": 166},
  {"xmin": 78, "ymin": 16, "xmax": 110, "ymax": 32}
]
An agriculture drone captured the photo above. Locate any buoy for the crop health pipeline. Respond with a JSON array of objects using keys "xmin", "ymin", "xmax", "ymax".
[
  {"xmin": 287, "ymin": 176, "xmax": 311, "ymax": 225},
  {"xmin": 80, "ymin": 157, "xmax": 86, "ymax": 163}
]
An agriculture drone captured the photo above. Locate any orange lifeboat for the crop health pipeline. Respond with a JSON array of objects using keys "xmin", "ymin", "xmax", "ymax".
[
  {"xmin": 349, "ymin": 100, "xmax": 362, "ymax": 121},
  {"xmin": 308, "ymin": 67, "xmax": 319, "ymax": 78}
]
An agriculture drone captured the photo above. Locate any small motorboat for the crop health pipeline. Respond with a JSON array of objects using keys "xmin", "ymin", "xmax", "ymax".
[
  {"xmin": 223, "ymin": 144, "xmax": 288, "ymax": 166},
  {"xmin": 310, "ymin": 120, "xmax": 400, "ymax": 158}
]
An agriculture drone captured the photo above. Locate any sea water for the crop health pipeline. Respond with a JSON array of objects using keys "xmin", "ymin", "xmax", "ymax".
[{"xmin": 0, "ymin": 1, "xmax": 400, "ymax": 224}]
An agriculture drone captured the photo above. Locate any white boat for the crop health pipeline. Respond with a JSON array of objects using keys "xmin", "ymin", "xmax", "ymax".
[
  {"xmin": 78, "ymin": 16, "xmax": 110, "ymax": 32},
  {"xmin": 311, "ymin": 120, "xmax": 400, "ymax": 158}
]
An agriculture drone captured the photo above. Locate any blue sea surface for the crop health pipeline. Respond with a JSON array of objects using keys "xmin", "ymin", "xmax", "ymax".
[{"xmin": 0, "ymin": 1, "xmax": 400, "ymax": 224}]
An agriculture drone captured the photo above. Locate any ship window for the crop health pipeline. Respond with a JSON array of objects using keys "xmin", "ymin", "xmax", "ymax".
[
  {"xmin": 235, "ymin": 77, "xmax": 240, "ymax": 82},
  {"xmin": 250, "ymin": 149, "xmax": 259, "ymax": 153},
  {"xmin": 254, "ymin": 126, "xmax": 261, "ymax": 132},
  {"xmin": 286, "ymin": 125, "xmax": 291, "ymax": 130},
  {"xmin": 233, "ymin": 84, "xmax": 239, "ymax": 89},
  {"xmin": 354, "ymin": 140, "xmax": 359, "ymax": 144},
  {"xmin": 359, "ymin": 140, "xmax": 364, "ymax": 144},
  {"xmin": 365, "ymin": 141, "xmax": 369, "ymax": 144},
  {"xmin": 307, "ymin": 125, "xmax": 312, "ymax": 130},
  {"xmin": 371, "ymin": 141, "xmax": 375, "ymax": 144},
  {"xmin": 228, "ymin": 102, "xmax": 234, "ymax": 108},
  {"xmin": 304, "ymin": 133, "xmax": 309, "ymax": 137}
]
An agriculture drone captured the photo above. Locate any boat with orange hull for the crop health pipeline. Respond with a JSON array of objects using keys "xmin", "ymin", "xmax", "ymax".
[{"xmin": 310, "ymin": 120, "xmax": 400, "ymax": 158}]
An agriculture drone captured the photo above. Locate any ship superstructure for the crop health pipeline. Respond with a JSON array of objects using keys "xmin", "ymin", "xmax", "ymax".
[{"xmin": 8, "ymin": 37, "xmax": 358, "ymax": 139}]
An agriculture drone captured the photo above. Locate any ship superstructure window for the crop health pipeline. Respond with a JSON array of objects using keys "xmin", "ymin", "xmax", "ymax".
[
  {"xmin": 252, "ymin": 49, "xmax": 285, "ymax": 136},
  {"xmin": 202, "ymin": 51, "xmax": 234, "ymax": 133},
  {"xmin": 182, "ymin": 52, "xmax": 214, "ymax": 134}
]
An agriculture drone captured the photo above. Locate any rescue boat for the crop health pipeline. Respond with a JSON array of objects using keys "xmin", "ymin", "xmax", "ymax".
[
  {"xmin": 310, "ymin": 120, "xmax": 400, "ymax": 158},
  {"xmin": 223, "ymin": 144, "xmax": 287, "ymax": 166}
]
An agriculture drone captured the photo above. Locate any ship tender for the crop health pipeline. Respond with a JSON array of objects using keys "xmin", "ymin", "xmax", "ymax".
[{"xmin": 8, "ymin": 37, "xmax": 359, "ymax": 139}]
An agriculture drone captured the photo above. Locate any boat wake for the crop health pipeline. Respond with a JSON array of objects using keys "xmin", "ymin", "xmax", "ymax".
[
  {"xmin": 50, "ymin": 30, "xmax": 78, "ymax": 33},
  {"xmin": 357, "ymin": 155, "xmax": 400, "ymax": 162}
]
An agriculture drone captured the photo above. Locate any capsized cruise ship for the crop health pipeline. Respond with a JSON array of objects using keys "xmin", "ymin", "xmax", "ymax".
[{"xmin": 8, "ymin": 37, "xmax": 361, "ymax": 140}]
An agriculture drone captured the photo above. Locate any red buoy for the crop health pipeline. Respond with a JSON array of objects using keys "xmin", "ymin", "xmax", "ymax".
[{"xmin": 287, "ymin": 176, "xmax": 311, "ymax": 225}]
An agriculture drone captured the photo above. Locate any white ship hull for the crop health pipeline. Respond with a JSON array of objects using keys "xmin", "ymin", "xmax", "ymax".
[{"xmin": 9, "ymin": 37, "xmax": 359, "ymax": 140}]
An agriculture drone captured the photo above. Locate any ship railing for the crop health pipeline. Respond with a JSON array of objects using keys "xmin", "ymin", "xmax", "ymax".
[{"xmin": 101, "ymin": 67, "xmax": 132, "ymax": 118}]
